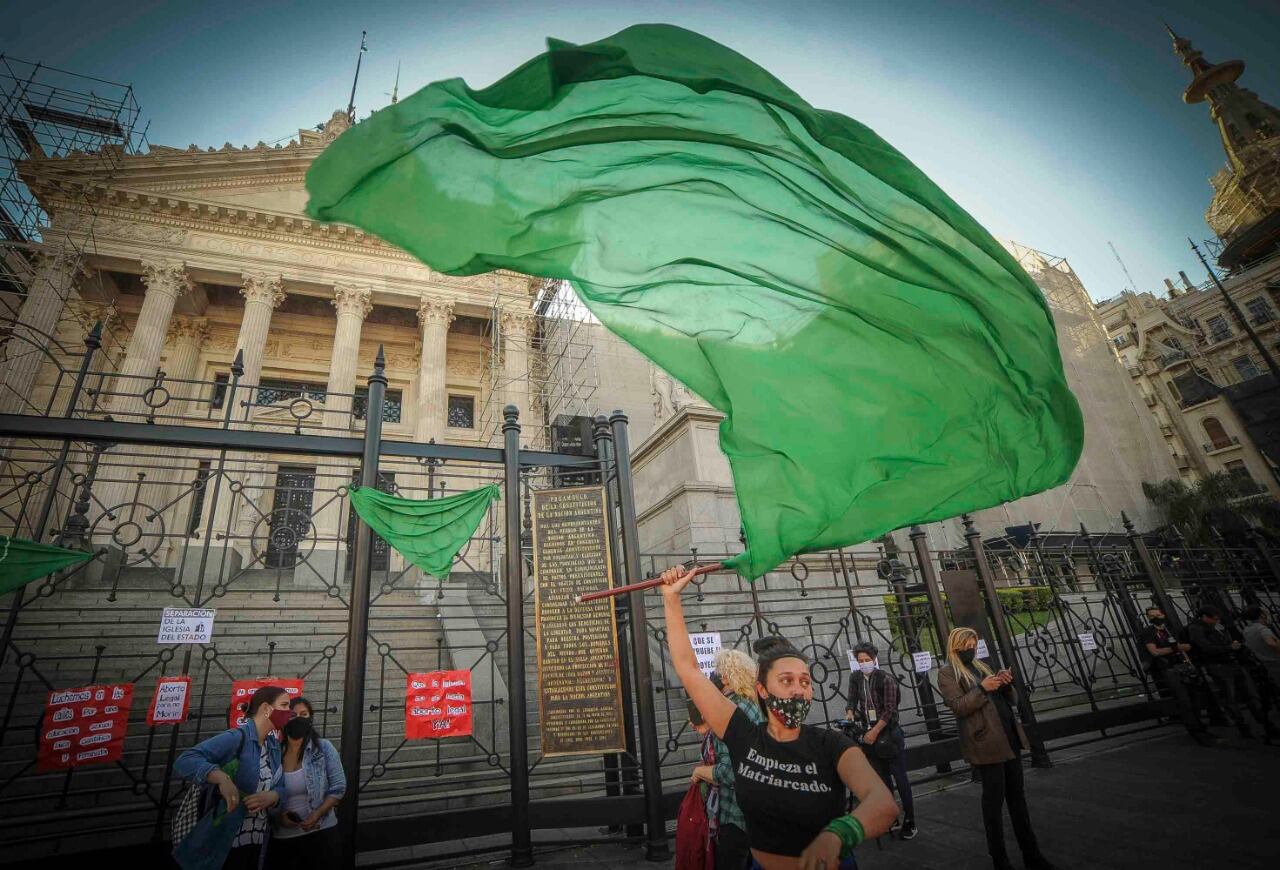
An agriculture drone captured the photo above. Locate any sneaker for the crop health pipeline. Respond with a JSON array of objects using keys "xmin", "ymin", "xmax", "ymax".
[
  {"xmin": 899, "ymin": 820, "xmax": 918, "ymax": 840},
  {"xmin": 888, "ymin": 815, "xmax": 902, "ymax": 833}
]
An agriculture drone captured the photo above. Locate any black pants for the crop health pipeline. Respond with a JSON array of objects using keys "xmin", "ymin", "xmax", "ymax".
[
  {"xmin": 224, "ymin": 844, "xmax": 263, "ymax": 870},
  {"xmin": 866, "ymin": 728, "xmax": 914, "ymax": 821},
  {"xmin": 265, "ymin": 825, "xmax": 341, "ymax": 870},
  {"xmin": 716, "ymin": 822, "xmax": 751, "ymax": 870},
  {"xmin": 1204, "ymin": 663, "xmax": 1268, "ymax": 731},
  {"xmin": 1155, "ymin": 665, "xmax": 1206, "ymax": 735},
  {"xmin": 975, "ymin": 755, "xmax": 1040, "ymax": 865}
]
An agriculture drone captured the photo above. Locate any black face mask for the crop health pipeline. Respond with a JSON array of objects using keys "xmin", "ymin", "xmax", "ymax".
[
  {"xmin": 957, "ymin": 649, "xmax": 976, "ymax": 666},
  {"xmin": 1150, "ymin": 617, "xmax": 1166, "ymax": 626},
  {"xmin": 284, "ymin": 716, "xmax": 313, "ymax": 743}
]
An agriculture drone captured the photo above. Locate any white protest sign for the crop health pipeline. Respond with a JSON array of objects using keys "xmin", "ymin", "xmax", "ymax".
[
  {"xmin": 912, "ymin": 651, "xmax": 933, "ymax": 673},
  {"xmin": 847, "ymin": 650, "xmax": 858, "ymax": 673},
  {"xmin": 1078, "ymin": 632, "xmax": 1097, "ymax": 652},
  {"xmin": 689, "ymin": 632, "xmax": 722, "ymax": 678},
  {"xmin": 976, "ymin": 639, "xmax": 990, "ymax": 660},
  {"xmin": 157, "ymin": 608, "xmax": 215, "ymax": 644},
  {"xmin": 146, "ymin": 676, "xmax": 191, "ymax": 726}
]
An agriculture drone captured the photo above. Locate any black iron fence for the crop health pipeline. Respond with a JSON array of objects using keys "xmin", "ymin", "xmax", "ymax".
[{"xmin": 0, "ymin": 316, "xmax": 1277, "ymax": 865}]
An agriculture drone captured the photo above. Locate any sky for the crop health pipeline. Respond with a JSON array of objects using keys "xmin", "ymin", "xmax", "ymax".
[{"xmin": 6, "ymin": 0, "xmax": 1279, "ymax": 301}]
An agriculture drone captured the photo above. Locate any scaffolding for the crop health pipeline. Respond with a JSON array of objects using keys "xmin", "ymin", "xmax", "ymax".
[
  {"xmin": 0, "ymin": 56, "xmax": 146, "ymax": 371},
  {"xmin": 477, "ymin": 279, "xmax": 600, "ymax": 449}
]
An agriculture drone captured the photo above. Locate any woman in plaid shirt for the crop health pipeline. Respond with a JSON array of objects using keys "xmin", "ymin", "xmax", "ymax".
[{"xmin": 690, "ymin": 649, "xmax": 765, "ymax": 869}]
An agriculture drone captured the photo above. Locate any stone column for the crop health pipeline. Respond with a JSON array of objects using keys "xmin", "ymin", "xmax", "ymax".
[
  {"xmin": 415, "ymin": 297, "xmax": 455, "ymax": 443},
  {"xmin": 236, "ymin": 273, "xmax": 286, "ymax": 391},
  {"xmin": 500, "ymin": 309, "xmax": 536, "ymax": 445},
  {"xmin": 94, "ymin": 261, "xmax": 192, "ymax": 525},
  {"xmin": 152, "ymin": 317, "xmax": 209, "ymax": 565},
  {"xmin": 311, "ymin": 286, "xmax": 373, "ymax": 582},
  {"xmin": 216, "ymin": 273, "xmax": 284, "ymax": 565},
  {"xmin": 112, "ymin": 259, "xmax": 192, "ymax": 419},
  {"xmin": 0, "ymin": 250, "xmax": 83, "ymax": 415},
  {"xmin": 324, "ymin": 284, "xmax": 373, "ymax": 429}
]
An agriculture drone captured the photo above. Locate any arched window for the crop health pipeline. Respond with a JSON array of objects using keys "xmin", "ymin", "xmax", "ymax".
[{"xmin": 1201, "ymin": 417, "xmax": 1231, "ymax": 451}]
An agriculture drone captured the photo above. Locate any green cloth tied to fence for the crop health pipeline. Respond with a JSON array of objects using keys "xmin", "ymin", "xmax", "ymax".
[
  {"xmin": 306, "ymin": 23, "xmax": 1084, "ymax": 580},
  {"xmin": 349, "ymin": 485, "xmax": 500, "ymax": 579},
  {"xmin": 0, "ymin": 536, "xmax": 94, "ymax": 596}
]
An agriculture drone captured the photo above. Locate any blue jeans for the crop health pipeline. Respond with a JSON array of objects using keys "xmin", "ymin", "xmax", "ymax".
[{"xmin": 750, "ymin": 858, "xmax": 856, "ymax": 870}]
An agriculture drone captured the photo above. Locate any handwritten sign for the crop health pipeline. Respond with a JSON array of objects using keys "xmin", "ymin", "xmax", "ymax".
[
  {"xmin": 228, "ymin": 678, "xmax": 305, "ymax": 729},
  {"xmin": 405, "ymin": 670, "xmax": 473, "ymax": 739},
  {"xmin": 690, "ymin": 632, "xmax": 722, "ymax": 678},
  {"xmin": 146, "ymin": 676, "xmax": 191, "ymax": 726},
  {"xmin": 1078, "ymin": 632, "xmax": 1097, "ymax": 652},
  {"xmin": 157, "ymin": 608, "xmax": 215, "ymax": 644},
  {"xmin": 912, "ymin": 651, "xmax": 934, "ymax": 673},
  {"xmin": 976, "ymin": 639, "xmax": 990, "ymax": 660},
  {"xmin": 38, "ymin": 683, "xmax": 133, "ymax": 771},
  {"xmin": 847, "ymin": 650, "xmax": 858, "ymax": 673}
]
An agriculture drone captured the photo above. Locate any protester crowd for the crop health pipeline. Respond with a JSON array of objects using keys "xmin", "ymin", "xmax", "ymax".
[{"xmin": 166, "ymin": 562, "xmax": 1280, "ymax": 870}]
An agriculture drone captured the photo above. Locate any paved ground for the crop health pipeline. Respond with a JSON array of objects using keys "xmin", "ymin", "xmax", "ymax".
[{"xmin": 375, "ymin": 725, "xmax": 1280, "ymax": 869}]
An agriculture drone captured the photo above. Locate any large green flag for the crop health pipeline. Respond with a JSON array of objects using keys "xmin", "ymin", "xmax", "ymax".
[
  {"xmin": 349, "ymin": 485, "xmax": 499, "ymax": 579},
  {"xmin": 0, "ymin": 536, "xmax": 94, "ymax": 596},
  {"xmin": 308, "ymin": 24, "xmax": 1083, "ymax": 579}
]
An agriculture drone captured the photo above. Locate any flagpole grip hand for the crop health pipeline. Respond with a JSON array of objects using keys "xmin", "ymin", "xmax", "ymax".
[{"xmin": 660, "ymin": 565, "xmax": 693, "ymax": 598}]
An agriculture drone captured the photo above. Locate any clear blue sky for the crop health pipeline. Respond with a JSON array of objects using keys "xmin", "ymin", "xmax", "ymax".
[{"xmin": 7, "ymin": 0, "xmax": 1278, "ymax": 300}]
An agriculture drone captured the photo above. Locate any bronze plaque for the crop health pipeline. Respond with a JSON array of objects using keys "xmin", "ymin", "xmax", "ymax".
[{"xmin": 532, "ymin": 485, "xmax": 627, "ymax": 757}]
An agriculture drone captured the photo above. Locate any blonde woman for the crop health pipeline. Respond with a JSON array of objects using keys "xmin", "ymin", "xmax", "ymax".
[
  {"xmin": 701, "ymin": 648, "xmax": 765, "ymax": 869},
  {"xmin": 938, "ymin": 628, "xmax": 1056, "ymax": 870}
]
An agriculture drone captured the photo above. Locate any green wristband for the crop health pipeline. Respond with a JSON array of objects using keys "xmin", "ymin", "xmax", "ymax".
[{"xmin": 823, "ymin": 814, "xmax": 866, "ymax": 857}]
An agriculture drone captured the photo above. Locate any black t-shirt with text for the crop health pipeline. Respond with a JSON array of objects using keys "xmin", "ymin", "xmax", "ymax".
[{"xmin": 721, "ymin": 706, "xmax": 857, "ymax": 857}]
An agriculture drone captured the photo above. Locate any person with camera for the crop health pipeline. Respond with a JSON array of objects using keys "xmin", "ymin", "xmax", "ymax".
[
  {"xmin": 1136, "ymin": 605, "xmax": 1219, "ymax": 746},
  {"xmin": 844, "ymin": 642, "xmax": 915, "ymax": 840}
]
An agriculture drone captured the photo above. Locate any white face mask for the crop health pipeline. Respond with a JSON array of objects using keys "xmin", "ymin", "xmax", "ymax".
[{"xmin": 858, "ymin": 661, "xmax": 877, "ymax": 674}]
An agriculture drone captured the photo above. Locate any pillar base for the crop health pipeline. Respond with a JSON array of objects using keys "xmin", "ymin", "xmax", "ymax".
[{"xmin": 304, "ymin": 544, "xmax": 349, "ymax": 591}]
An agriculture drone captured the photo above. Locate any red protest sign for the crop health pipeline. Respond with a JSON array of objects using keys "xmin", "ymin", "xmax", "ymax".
[
  {"xmin": 228, "ymin": 678, "xmax": 304, "ymax": 729},
  {"xmin": 406, "ymin": 670, "xmax": 472, "ymax": 739},
  {"xmin": 146, "ymin": 675, "xmax": 192, "ymax": 727},
  {"xmin": 38, "ymin": 682, "xmax": 134, "ymax": 771}
]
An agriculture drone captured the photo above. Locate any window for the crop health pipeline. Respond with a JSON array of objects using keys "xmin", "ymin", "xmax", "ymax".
[
  {"xmin": 353, "ymin": 386, "xmax": 403, "ymax": 423},
  {"xmin": 1163, "ymin": 335, "xmax": 1183, "ymax": 351},
  {"xmin": 1201, "ymin": 417, "xmax": 1232, "ymax": 452},
  {"xmin": 1205, "ymin": 315, "xmax": 1232, "ymax": 343},
  {"xmin": 1232, "ymin": 355, "xmax": 1261, "ymax": 382},
  {"xmin": 186, "ymin": 461, "xmax": 212, "ymax": 536},
  {"xmin": 448, "ymin": 394, "xmax": 475, "ymax": 428},
  {"xmin": 1224, "ymin": 460, "xmax": 1261, "ymax": 494},
  {"xmin": 1246, "ymin": 296, "xmax": 1275, "ymax": 326}
]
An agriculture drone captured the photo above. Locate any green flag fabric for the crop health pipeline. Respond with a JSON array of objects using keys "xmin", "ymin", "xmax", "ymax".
[
  {"xmin": 349, "ymin": 485, "xmax": 499, "ymax": 579},
  {"xmin": 307, "ymin": 24, "xmax": 1083, "ymax": 579},
  {"xmin": 0, "ymin": 536, "xmax": 94, "ymax": 596}
]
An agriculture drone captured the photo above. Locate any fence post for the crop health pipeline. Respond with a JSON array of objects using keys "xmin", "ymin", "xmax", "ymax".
[
  {"xmin": 593, "ymin": 415, "xmax": 641, "ymax": 826},
  {"xmin": 337, "ymin": 347, "xmax": 386, "ymax": 867},
  {"xmin": 1123, "ymin": 512, "xmax": 1180, "ymax": 631},
  {"xmin": 908, "ymin": 525, "xmax": 951, "ymax": 641},
  {"xmin": 963, "ymin": 515, "xmax": 1052, "ymax": 767},
  {"xmin": 503, "ymin": 405, "xmax": 535, "ymax": 867},
  {"xmin": 0, "ymin": 321, "xmax": 100, "ymax": 664},
  {"xmin": 610, "ymin": 410, "xmax": 670, "ymax": 862}
]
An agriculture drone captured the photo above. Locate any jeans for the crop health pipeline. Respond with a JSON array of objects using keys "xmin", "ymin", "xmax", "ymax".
[
  {"xmin": 866, "ymin": 726, "xmax": 914, "ymax": 821},
  {"xmin": 975, "ymin": 754, "xmax": 1040, "ymax": 864},
  {"xmin": 266, "ymin": 824, "xmax": 340, "ymax": 870}
]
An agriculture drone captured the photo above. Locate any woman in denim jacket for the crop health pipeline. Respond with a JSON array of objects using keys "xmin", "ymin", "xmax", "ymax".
[
  {"xmin": 268, "ymin": 715, "xmax": 346, "ymax": 868},
  {"xmin": 175, "ymin": 686, "xmax": 291, "ymax": 869}
]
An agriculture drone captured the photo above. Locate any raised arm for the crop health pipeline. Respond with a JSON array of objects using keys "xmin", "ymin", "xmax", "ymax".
[{"xmin": 660, "ymin": 566, "xmax": 736, "ymax": 738}]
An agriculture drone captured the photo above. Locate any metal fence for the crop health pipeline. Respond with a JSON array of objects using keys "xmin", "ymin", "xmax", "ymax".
[{"xmin": 0, "ymin": 316, "xmax": 1277, "ymax": 865}]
